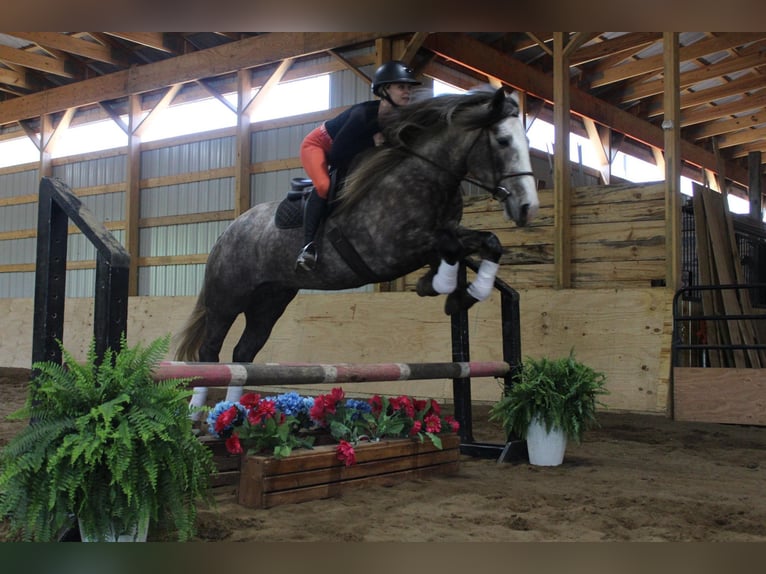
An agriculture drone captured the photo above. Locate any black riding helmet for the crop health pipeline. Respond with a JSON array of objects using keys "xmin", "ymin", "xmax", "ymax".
[{"xmin": 371, "ymin": 60, "xmax": 421, "ymax": 101}]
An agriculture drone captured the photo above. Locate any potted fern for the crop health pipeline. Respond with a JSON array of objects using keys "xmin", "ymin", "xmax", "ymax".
[
  {"xmin": 489, "ymin": 350, "xmax": 608, "ymax": 466},
  {"xmin": 0, "ymin": 334, "xmax": 215, "ymax": 541}
]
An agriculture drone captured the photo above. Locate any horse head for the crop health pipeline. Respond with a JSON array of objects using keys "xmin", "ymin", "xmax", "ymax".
[{"xmin": 466, "ymin": 88, "xmax": 539, "ymax": 227}]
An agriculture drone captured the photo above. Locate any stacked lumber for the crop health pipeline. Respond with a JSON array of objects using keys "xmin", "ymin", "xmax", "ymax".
[{"xmin": 692, "ymin": 186, "xmax": 764, "ymax": 368}]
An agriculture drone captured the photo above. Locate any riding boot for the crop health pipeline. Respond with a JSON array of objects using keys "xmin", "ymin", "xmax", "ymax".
[{"xmin": 295, "ymin": 191, "xmax": 328, "ymax": 271}]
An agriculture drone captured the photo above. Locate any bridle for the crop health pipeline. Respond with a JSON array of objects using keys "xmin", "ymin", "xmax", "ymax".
[{"xmin": 395, "ymin": 125, "xmax": 535, "ymax": 203}]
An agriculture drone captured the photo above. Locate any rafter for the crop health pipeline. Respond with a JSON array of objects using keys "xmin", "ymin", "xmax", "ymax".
[
  {"xmin": 103, "ymin": 32, "xmax": 175, "ymax": 54},
  {"xmin": 681, "ymin": 89, "xmax": 766, "ymax": 127},
  {"xmin": 0, "ymin": 44, "xmax": 75, "ymax": 78},
  {"xmin": 645, "ymin": 73, "xmax": 766, "ymax": 117},
  {"xmin": 8, "ymin": 32, "xmax": 124, "ymax": 66},
  {"xmin": 570, "ymin": 32, "xmax": 661, "ymax": 66}
]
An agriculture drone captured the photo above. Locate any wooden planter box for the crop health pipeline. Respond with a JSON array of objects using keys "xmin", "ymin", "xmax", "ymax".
[{"xmin": 237, "ymin": 434, "xmax": 461, "ymax": 509}]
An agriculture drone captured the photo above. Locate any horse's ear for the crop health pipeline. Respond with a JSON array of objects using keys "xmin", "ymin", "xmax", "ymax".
[{"xmin": 488, "ymin": 87, "xmax": 507, "ymax": 121}]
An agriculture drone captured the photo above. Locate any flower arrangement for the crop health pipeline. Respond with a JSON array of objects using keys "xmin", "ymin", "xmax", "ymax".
[{"xmin": 207, "ymin": 388, "xmax": 459, "ymax": 467}]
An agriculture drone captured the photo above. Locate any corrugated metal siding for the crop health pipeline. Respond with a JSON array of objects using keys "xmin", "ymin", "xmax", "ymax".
[
  {"xmin": 252, "ymin": 167, "xmax": 306, "ymax": 204},
  {"xmin": 140, "ymin": 136, "xmax": 235, "ymax": 178},
  {"xmin": 52, "ymin": 155, "xmax": 126, "ymax": 187},
  {"xmin": 0, "ymin": 168, "xmax": 38, "ymax": 198},
  {"xmin": 0, "ymin": 237, "xmax": 35, "ymax": 264},
  {"xmin": 0, "ymin": 271, "xmax": 34, "ymax": 298},
  {"xmin": 65, "ymin": 269, "xmax": 96, "ymax": 298},
  {"xmin": 252, "ymin": 124, "xmax": 312, "ymax": 163},
  {"xmin": 139, "ymin": 221, "xmax": 228, "ymax": 258},
  {"xmin": 138, "ymin": 263, "xmax": 206, "ymax": 296},
  {"xmin": 140, "ymin": 177, "xmax": 234, "ymax": 218},
  {"xmin": 0, "ymin": 202, "xmax": 36, "ymax": 231},
  {"xmin": 77, "ymin": 192, "xmax": 125, "ymax": 223}
]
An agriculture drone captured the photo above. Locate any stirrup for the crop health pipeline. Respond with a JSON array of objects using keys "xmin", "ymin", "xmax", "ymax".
[{"xmin": 295, "ymin": 242, "xmax": 318, "ymax": 271}]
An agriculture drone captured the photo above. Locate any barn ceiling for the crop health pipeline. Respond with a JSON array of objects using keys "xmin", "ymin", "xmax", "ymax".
[{"xmin": 0, "ymin": 32, "xmax": 764, "ymax": 195}]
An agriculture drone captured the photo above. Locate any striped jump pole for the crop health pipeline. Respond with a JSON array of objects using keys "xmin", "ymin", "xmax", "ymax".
[{"xmin": 156, "ymin": 360, "xmax": 510, "ymax": 387}]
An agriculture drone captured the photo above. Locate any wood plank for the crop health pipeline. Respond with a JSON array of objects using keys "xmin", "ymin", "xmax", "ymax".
[{"xmin": 673, "ymin": 367, "xmax": 766, "ymax": 426}]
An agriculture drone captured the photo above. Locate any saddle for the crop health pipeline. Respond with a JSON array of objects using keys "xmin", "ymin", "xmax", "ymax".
[{"xmin": 274, "ymin": 177, "xmax": 314, "ymax": 229}]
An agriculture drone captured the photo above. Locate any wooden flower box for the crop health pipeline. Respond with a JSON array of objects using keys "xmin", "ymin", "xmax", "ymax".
[{"xmin": 236, "ymin": 434, "xmax": 461, "ymax": 509}]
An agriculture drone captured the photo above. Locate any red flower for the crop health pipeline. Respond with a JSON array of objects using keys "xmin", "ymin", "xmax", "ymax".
[
  {"xmin": 239, "ymin": 392, "xmax": 261, "ymax": 408},
  {"xmin": 429, "ymin": 399, "xmax": 442, "ymax": 416},
  {"xmin": 410, "ymin": 420, "xmax": 422, "ymax": 435},
  {"xmin": 309, "ymin": 398, "xmax": 326, "ymax": 424},
  {"xmin": 424, "ymin": 413, "xmax": 442, "ymax": 433},
  {"xmin": 389, "ymin": 395, "xmax": 414, "ymax": 417},
  {"xmin": 413, "ymin": 398, "xmax": 428, "ymax": 412},
  {"xmin": 336, "ymin": 440, "xmax": 356, "ymax": 467},
  {"xmin": 225, "ymin": 434, "xmax": 243, "ymax": 454},
  {"xmin": 215, "ymin": 405, "xmax": 239, "ymax": 434},
  {"xmin": 369, "ymin": 395, "xmax": 383, "ymax": 416},
  {"xmin": 254, "ymin": 399, "xmax": 277, "ymax": 422},
  {"xmin": 445, "ymin": 415, "xmax": 460, "ymax": 432}
]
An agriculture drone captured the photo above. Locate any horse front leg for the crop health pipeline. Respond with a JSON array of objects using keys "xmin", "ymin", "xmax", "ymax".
[
  {"xmin": 416, "ymin": 229, "xmax": 463, "ymax": 297},
  {"xmin": 444, "ymin": 229, "xmax": 503, "ymax": 316}
]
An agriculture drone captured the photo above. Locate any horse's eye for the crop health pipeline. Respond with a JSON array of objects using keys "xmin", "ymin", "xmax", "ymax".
[{"xmin": 497, "ymin": 137, "xmax": 510, "ymax": 148}]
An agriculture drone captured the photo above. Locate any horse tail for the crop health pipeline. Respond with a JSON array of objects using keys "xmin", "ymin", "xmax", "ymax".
[{"xmin": 173, "ymin": 286, "xmax": 207, "ymax": 362}]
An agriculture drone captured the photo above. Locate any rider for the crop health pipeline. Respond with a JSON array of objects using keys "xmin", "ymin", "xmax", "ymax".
[{"xmin": 295, "ymin": 60, "xmax": 421, "ymax": 271}]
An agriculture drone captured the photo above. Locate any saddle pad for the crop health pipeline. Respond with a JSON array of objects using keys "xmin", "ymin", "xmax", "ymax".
[{"xmin": 275, "ymin": 196, "xmax": 303, "ymax": 229}]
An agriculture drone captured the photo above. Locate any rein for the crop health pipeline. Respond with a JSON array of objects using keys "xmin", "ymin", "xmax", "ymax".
[{"xmin": 394, "ymin": 127, "xmax": 534, "ymax": 202}]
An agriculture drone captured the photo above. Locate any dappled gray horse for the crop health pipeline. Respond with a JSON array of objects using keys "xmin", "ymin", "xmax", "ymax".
[{"xmin": 176, "ymin": 87, "xmax": 538, "ymax": 410}]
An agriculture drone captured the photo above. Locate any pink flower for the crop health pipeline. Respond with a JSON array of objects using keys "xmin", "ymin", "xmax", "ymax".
[
  {"xmin": 413, "ymin": 398, "xmax": 428, "ymax": 412},
  {"xmin": 410, "ymin": 420, "xmax": 422, "ymax": 435},
  {"xmin": 429, "ymin": 399, "xmax": 442, "ymax": 416},
  {"xmin": 225, "ymin": 434, "xmax": 243, "ymax": 454},
  {"xmin": 336, "ymin": 440, "xmax": 356, "ymax": 467},
  {"xmin": 424, "ymin": 413, "xmax": 442, "ymax": 433},
  {"xmin": 445, "ymin": 415, "xmax": 460, "ymax": 432}
]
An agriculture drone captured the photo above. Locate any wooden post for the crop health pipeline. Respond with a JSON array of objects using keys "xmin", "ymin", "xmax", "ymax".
[
  {"xmin": 662, "ymin": 32, "xmax": 681, "ymax": 291},
  {"xmin": 235, "ymin": 69, "xmax": 253, "ymax": 217},
  {"xmin": 749, "ymin": 151, "xmax": 762, "ymax": 222},
  {"xmin": 553, "ymin": 32, "xmax": 572, "ymax": 289},
  {"xmin": 124, "ymin": 94, "xmax": 142, "ymax": 296}
]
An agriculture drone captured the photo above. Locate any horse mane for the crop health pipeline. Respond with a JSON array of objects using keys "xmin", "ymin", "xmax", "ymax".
[{"xmin": 335, "ymin": 85, "xmax": 517, "ymax": 213}]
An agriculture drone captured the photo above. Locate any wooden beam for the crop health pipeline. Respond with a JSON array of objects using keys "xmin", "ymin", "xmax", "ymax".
[
  {"xmin": 8, "ymin": 32, "xmax": 124, "ymax": 66},
  {"xmin": 195, "ymin": 79, "xmax": 238, "ymax": 115},
  {"xmin": 619, "ymin": 49, "xmax": 766, "ymax": 104},
  {"xmin": 582, "ymin": 118, "xmax": 610, "ymax": 184},
  {"xmin": 235, "ymin": 69, "xmax": 253, "ymax": 217},
  {"xmin": 553, "ymin": 32, "xmax": 572, "ymax": 289},
  {"xmin": 399, "ymin": 32, "xmax": 430, "ymax": 65},
  {"xmin": 646, "ymin": 74, "xmax": 766, "ymax": 118},
  {"xmin": 422, "ymin": 32, "xmax": 750, "ymax": 188},
  {"xmin": 569, "ymin": 32, "xmax": 661, "ymax": 66},
  {"xmin": 125, "ymin": 94, "xmax": 142, "ymax": 296},
  {"xmin": 42, "ymin": 107, "xmax": 75, "ymax": 154},
  {"xmin": 748, "ymin": 151, "xmax": 762, "ymax": 221},
  {"xmin": 686, "ymin": 109, "xmax": 766, "ymax": 140},
  {"xmin": 245, "ymin": 58, "xmax": 293, "ymax": 117},
  {"xmin": 103, "ymin": 32, "xmax": 175, "ymax": 54},
  {"xmin": 0, "ymin": 32, "xmax": 390, "ymax": 125},
  {"xmin": 590, "ymin": 33, "xmax": 763, "ymax": 89},
  {"xmin": 133, "ymin": 83, "xmax": 183, "ymax": 138},
  {"xmin": 681, "ymin": 90, "xmax": 766, "ymax": 127},
  {"xmin": 327, "ymin": 50, "xmax": 371, "ymax": 86},
  {"xmin": 715, "ymin": 125, "xmax": 766, "ymax": 149},
  {"xmin": 98, "ymin": 101, "xmax": 129, "ymax": 135},
  {"xmin": 0, "ymin": 44, "xmax": 75, "ymax": 78},
  {"xmin": 663, "ymin": 32, "xmax": 682, "ymax": 291}
]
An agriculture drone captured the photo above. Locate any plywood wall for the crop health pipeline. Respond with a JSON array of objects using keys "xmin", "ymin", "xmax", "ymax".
[{"xmin": 0, "ymin": 287, "xmax": 672, "ymax": 414}]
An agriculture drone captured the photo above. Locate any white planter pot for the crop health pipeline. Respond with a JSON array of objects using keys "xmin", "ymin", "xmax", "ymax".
[
  {"xmin": 525, "ymin": 417, "xmax": 567, "ymax": 466},
  {"xmin": 78, "ymin": 514, "xmax": 149, "ymax": 542}
]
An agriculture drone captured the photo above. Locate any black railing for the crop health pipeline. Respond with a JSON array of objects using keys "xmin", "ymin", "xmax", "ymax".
[
  {"xmin": 32, "ymin": 177, "xmax": 130, "ymax": 367},
  {"xmin": 451, "ymin": 258, "xmax": 526, "ymax": 461}
]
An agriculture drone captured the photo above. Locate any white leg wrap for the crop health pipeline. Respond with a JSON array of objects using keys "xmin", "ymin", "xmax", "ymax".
[
  {"xmin": 225, "ymin": 385, "xmax": 243, "ymax": 403},
  {"xmin": 467, "ymin": 260, "xmax": 499, "ymax": 302},
  {"xmin": 432, "ymin": 259, "xmax": 459, "ymax": 294},
  {"xmin": 189, "ymin": 386, "xmax": 208, "ymax": 422}
]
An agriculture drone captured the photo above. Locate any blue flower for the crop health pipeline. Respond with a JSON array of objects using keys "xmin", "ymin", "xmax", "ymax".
[
  {"xmin": 272, "ymin": 392, "xmax": 306, "ymax": 416},
  {"xmin": 206, "ymin": 401, "xmax": 245, "ymax": 438},
  {"xmin": 345, "ymin": 399, "xmax": 372, "ymax": 421}
]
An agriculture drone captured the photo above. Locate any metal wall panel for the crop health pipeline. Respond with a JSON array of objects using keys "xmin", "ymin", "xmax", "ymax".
[
  {"xmin": 138, "ymin": 263, "xmax": 206, "ymax": 296},
  {"xmin": 0, "ymin": 237, "xmax": 36, "ymax": 265},
  {"xmin": 252, "ymin": 168, "xmax": 306, "ymax": 205},
  {"xmin": 52, "ymin": 155, "xmax": 126, "ymax": 187},
  {"xmin": 0, "ymin": 271, "xmax": 35, "ymax": 298},
  {"xmin": 140, "ymin": 136, "xmax": 235, "ymax": 178},
  {"xmin": 0, "ymin": 168, "xmax": 38, "ymax": 198},
  {"xmin": 140, "ymin": 177, "xmax": 234, "ymax": 218},
  {"xmin": 139, "ymin": 221, "xmax": 228, "ymax": 258},
  {"xmin": 0, "ymin": 202, "xmax": 37, "ymax": 231}
]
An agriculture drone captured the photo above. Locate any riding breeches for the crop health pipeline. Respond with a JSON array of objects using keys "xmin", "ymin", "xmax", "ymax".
[{"xmin": 300, "ymin": 123, "xmax": 333, "ymax": 199}]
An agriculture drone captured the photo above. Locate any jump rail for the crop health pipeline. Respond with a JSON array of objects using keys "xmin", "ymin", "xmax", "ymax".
[{"xmin": 154, "ymin": 360, "xmax": 510, "ymax": 387}]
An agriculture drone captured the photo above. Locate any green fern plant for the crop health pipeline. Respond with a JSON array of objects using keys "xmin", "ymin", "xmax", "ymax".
[
  {"xmin": 0, "ymin": 334, "xmax": 215, "ymax": 542},
  {"xmin": 489, "ymin": 350, "xmax": 609, "ymax": 443}
]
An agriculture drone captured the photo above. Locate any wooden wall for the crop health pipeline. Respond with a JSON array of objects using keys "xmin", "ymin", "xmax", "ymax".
[{"xmin": 0, "ymin": 286, "xmax": 672, "ymax": 414}]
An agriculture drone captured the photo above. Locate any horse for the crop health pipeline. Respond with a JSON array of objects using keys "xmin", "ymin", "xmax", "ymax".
[{"xmin": 176, "ymin": 86, "xmax": 538, "ymax": 411}]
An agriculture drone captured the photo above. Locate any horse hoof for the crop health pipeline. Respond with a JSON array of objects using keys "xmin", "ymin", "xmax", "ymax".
[
  {"xmin": 416, "ymin": 277, "xmax": 438, "ymax": 297},
  {"xmin": 444, "ymin": 290, "xmax": 479, "ymax": 315}
]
